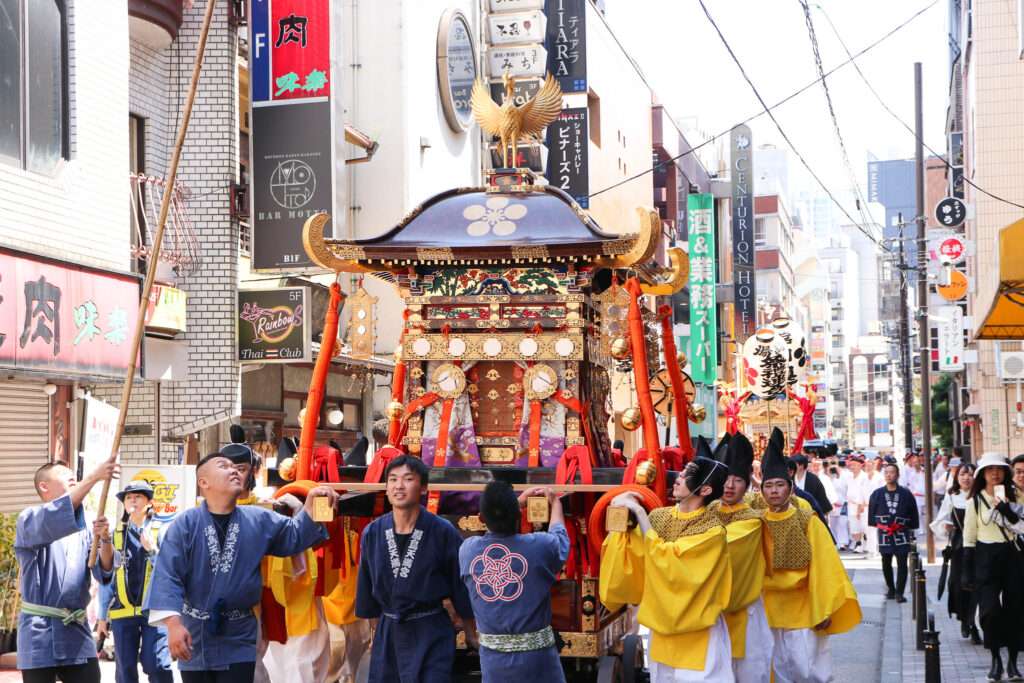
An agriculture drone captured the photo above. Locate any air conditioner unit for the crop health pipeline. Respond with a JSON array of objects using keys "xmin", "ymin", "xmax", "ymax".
[{"xmin": 999, "ymin": 352, "xmax": 1024, "ymax": 380}]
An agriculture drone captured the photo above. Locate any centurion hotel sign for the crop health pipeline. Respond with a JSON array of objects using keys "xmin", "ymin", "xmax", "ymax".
[{"xmin": 730, "ymin": 124, "xmax": 757, "ymax": 342}]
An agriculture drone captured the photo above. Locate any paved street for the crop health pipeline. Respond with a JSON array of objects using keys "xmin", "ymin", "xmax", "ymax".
[{"xmin": 836, "ymin": 546, "xmax": 995, "ymax": 683}]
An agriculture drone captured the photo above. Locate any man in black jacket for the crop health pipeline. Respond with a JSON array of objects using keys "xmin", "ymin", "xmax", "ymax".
[{"xmin": 789, "ymin": 454, "xmax": 833, "ymax": 526}]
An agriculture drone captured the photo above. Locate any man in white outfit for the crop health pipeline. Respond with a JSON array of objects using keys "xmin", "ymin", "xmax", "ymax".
[
  {"xmin": 845, "ymin": 455, "xmax": 869, "ymax": 553},
  {"xmin": 827, "ymin": 460, "xmax": 850, "ymax": 550}
]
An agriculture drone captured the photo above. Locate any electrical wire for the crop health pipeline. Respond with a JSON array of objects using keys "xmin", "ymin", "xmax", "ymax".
[
  {"xmin": 696, "ymin": 0, "xmax": 891, "ymax": 253},
  {"xmin": 585, "ymin": 0, "xmax": 939, "ymax": 213},
  {"xmin": 799, "ymin": 1, "xmax": 877, "ymax": 231},
  {"xmin": 813, "ymin": 4, "xmax": 1024, "ymax": 211}
]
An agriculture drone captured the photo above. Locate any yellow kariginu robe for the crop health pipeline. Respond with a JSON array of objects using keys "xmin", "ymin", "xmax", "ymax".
[
  {"xmin": 761, "ymin": 506, "xmax": 861, "ymax": 634},
  {"xmin": 600, "ymin": 506, "xmax": 731, "ymax": 671},
  {"xmin": 710, "ymin": 501, "xmax": 766, "ymax": 657}
]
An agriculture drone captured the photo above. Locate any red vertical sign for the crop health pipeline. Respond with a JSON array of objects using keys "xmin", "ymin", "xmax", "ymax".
[{"xmin": 270, "ymin": 1, "xmax": 331, "ymax": 101}]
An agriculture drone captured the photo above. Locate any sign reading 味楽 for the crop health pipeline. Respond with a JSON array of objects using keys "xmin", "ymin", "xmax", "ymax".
[{"xmin": 0, "ymin": 248, "xmax": 142, "ymax": 379}]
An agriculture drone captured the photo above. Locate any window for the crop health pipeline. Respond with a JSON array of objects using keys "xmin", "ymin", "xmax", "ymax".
[
  {"xmin": 754, "ymin": 218, "xmax": 767, "ymax": 247},
  {"xmin": 874, "ymin": 418, "xmax": 890, "ymax": 433},
  {"xmin": 129, "ymin": 114, "xmax": 145, "ymax": 270},
  {"xmin": 587, "ymin": 89, "xmax": 601, "ymax": 147},
  {"xmin": 0, "ymin": 0, "xmax": 68, "ymax": 174},
  {"xmin": 855, "ymin": 419, "xmax": 870, "ymax": 434}
]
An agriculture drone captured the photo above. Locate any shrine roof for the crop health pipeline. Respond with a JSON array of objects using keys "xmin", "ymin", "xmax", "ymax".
[{"xmin": 303, "ymin": 184, "xmax": 659, "ymax": 272}]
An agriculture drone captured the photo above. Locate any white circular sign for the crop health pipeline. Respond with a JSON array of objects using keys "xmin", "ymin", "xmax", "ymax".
[
  {"xmin": 483, "ymin": 338, "xmax": 502, "ymax": 357},
  {"xmin": 555, "ymin": 338, "xmax": 575, "ymax": 357},
  {"xmin": 357, "ymin": 325, "xmax": 367, "ymax": 335},
  {"xmin": 519, "ymin": 338, "xmax": 539, "ymax": 357},
  {"xmin": 448, "ymin": 337, "xmax": 467, "ymax": 357},
  {"xmin": 357, "ymin": 309, "xmax": 367, "ymax": 320},
  {"xmin": 412, "ymin": 337, "xmax": 431, "ymax": 357}
]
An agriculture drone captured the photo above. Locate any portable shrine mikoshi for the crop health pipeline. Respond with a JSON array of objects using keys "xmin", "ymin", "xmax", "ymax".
[{"xmin": 277, "ymin": 167, "xmax": 699, "ymax": 681}]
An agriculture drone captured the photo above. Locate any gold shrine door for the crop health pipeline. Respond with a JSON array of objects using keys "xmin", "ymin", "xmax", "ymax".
[{"xmin": 468, "ymin": 361, "xmax": 524, "ymax": 464}]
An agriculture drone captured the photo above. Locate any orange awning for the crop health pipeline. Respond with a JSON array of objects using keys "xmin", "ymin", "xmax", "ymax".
[{"xmin": 975, "ymin": 217, "xmax": 1024, "ymax": 339}]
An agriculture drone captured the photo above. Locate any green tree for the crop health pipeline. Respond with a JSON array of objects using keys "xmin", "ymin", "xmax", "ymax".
[{"xmin": 930, "ymin": 374, "xmax": 954, "ymax": 450}]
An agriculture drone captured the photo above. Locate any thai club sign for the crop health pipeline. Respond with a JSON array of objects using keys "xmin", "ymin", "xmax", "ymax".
[
  {"xmin": 237, "ymin": 287, "xmax": 311, "ymax": 363},
  {"xmin": 686, "ymin": 193, "xmax": 718, "ymax": 386}
]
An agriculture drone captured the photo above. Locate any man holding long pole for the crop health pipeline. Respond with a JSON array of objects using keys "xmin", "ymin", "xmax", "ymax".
[{"xmin": 15, "ymin": 459, "xmax": 118, "ymax": 683}]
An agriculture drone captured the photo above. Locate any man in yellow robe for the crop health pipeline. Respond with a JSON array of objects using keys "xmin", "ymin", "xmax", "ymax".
[
  {"xmin": 759, "ymin": 428, "xmax": 861, "ymax": 683},
  {"xmin": 600, "ymin": 452, "xmax": 733, "ymax": 682},
  {"xmin": 710, "ymin": 433, "xmax": 772, "ymax": 683}
]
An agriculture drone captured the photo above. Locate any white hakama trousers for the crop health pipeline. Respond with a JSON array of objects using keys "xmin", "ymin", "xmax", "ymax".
[
  {"xmin": 651, "ymin": 615, "xmax": 733, "ymax": 682},
  {"xmin": 770, "ymin": 626, "xmax": 833, "ymax": 683},
  {"xmin": 264, "ymin": 600, "xmax": 332, "ymax": 683},
  {"xmin": 830, "ymin": 513, "xmax": 849, "ymax": 549},
  {"xmin": 732, "ymin": 598, "xmax": 772, "ymax": 683}
]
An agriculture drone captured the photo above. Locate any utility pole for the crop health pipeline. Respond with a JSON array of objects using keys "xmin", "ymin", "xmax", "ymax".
[
  {"xmin": 898, "ymin": 212, "xmax": 913, "ymax": 455},
  {"xmin": 915, "ymin": 62, "xmax": 935, "ymax": 563}
]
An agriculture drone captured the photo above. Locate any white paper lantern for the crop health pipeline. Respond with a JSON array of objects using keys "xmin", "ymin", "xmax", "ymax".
[
  {"xmin": 770, "ymin": 317, "xmax": 808, "ymax": 386},
  {"xmin": 742, "ymin": 328, "xmax": 789, "ymax": 398}
]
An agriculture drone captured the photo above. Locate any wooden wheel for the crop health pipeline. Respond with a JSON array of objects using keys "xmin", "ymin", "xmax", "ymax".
[
  {"xmin": 597, "ymin": 655, "xmax": 623, "ymax": 683},
  {"xmin": 621, "ymin": 634, "xmax": 645, "ymax": 683},
  {"xmin": 649, "ymin": 368, "xmax": 696, "ymax": 417}
]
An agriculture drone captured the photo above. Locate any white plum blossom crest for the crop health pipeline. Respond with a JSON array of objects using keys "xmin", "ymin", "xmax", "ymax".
[{"xmin": 462, "ymin": 197, "xmax": 528, "ymax": 237}]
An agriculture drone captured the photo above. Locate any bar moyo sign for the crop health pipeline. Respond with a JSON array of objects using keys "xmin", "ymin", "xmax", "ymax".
[{"xmin": 237, "ymin": 287, "xmax": 311, "ymax": 363}]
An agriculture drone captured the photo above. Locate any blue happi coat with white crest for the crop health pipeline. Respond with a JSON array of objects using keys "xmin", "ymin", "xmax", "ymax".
[
  {"xmin": 355, "ymin": 507, "xmax": 474, "ymax": 683},
  {"xmin": 145, "ymin": 502, "xmax": 326, "ymax": 671},
  {"xmin": 459, "ymin": 523, "xmax": 570, "ymax": 682}
]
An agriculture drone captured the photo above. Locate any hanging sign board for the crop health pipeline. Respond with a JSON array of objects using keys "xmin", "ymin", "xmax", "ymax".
[
  {"xmin": 934, "ymin": 197, "xmax": 966, "ymax": 228},
  {"xmin": 730, "ymin": 125, "xmax": 757, "ymax": 342},
  {"xmin": 686, "ymin": 193, "xmax": 717, "ymax": 386},
  {"xmin": 237, "ymin": 287, "xmax": 312, "ymax": 363},
  {"xmin": 938, "ymin": 237, "xmax": 964, "ymax": 262},
  {"xmin": 249, "ymin": 0, "xmax": 346, "ymax": 272},
  {"xmin": 545, "ymin": 0, "xmax": 587, "ymax": 93},
  {"xmin": 487, "ymin": 11, "xmax": 547, "ymax": 45},
  {"xmin": 937, "ymin": 270, "xmax": 968, "ymax": 300},
  {"xmin": 545, "ymin": 108, "xmax": 589, "ymax": 207},
  {"xmin": 936, "ymin": 305, "xmax": 965, "ymax": 372},
  {"xmin": 487, "ymin": 45, "xmax": 548, "ymax": 78}
]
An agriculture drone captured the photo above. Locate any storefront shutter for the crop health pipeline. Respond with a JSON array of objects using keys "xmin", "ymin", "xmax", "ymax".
[{"xmin": 0, "ymin": 380, "xmax": 50, "ymax": 513}]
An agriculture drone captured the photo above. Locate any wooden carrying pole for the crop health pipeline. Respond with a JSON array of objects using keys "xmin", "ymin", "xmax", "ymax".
[{"xmin": 88, "ymin": 0, "xmax": 218, "ymax": 567}]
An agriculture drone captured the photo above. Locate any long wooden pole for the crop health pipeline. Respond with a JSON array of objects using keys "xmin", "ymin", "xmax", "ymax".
[{"xmin": 89, "ymin": 0, "xmax": 218, "ymax": 567}]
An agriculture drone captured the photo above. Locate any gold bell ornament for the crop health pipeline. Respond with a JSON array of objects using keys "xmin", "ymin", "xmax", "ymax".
[
  {"xmin": 688, "ymin": 404, "xmax": 707, "ymax": 424},
  {"xmin": 621, "ymin": 406, "xmax": 643, "ymax": 431},
  {"xmin": 277, "ymin": 457, "xmax": 297, "ymax": 482},
  {"xmin": 634, "ymin": 460, "xmax": 658, "ymax": 486},
  {"xmin": 394, "ymin": 345, "xmax": 404, "ymax": 364},
  {"xmin": 386, "ymin": 400, "xmax": 405, "ymax": 420},
  {"xmin": 676, "ymin": 351, "xmax": 687, "ymax": 367},
  {"xmin": 610, "ymin": 337, "xmax": 631, "ymax": 360}
]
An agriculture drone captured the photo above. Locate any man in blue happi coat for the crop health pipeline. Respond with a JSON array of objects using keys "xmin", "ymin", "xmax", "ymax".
[
  {"xmin": 146, "ymin": 452, "xmax": 338, "ymax": 682},
  {"xmin": 355, "ymin": 455, "xmax": 478, "ymax": 682},
  {"xmin": 15, "ymin": 458, "xmax": 119, "ymax": 683},
  {"xmin": 867, "ymin": 463, "xmax": 920, "ymax": 602},
  {"xmin": 459, "ymin": 482, "xmax": 570, "ymax": 682}
]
